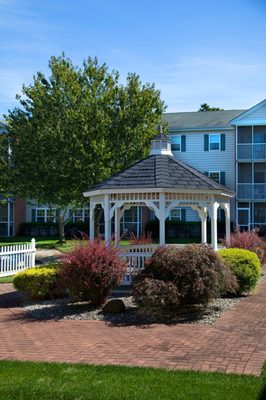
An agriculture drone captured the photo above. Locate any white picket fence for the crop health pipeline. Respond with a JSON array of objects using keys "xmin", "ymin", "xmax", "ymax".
[
  {"xmin": 120, "ymin": 245, "xmax": 157, "ymax": 285},
  {"xmin": 0, "ymin": 238, "xmax": 36, "ymax": 277}
]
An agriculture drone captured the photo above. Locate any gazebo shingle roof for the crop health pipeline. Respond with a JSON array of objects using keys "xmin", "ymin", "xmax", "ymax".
[{"xmin": 86, "ymin": 155, "xmax": 231, "ymax": 193}]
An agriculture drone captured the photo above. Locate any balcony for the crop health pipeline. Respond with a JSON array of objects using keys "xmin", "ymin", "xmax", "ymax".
[
  {"xmin": 237, "ymin": 144, "xmax": 266, "ymax": 160},
  {"xmin": 237, "ymin": 183, "xmax": 266, "ymax": 200}
]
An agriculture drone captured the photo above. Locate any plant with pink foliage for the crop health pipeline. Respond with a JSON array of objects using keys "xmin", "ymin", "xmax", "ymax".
[
  {"xmin": 60, "ymin": 240, "xmax": 126, "ymax": 306},
  {"xmin": 223, "ymin": 229, "xmax": 266, "ymax": 264}
]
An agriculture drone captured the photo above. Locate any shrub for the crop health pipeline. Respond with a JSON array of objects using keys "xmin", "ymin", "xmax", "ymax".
[
  {"xmin": 133, "ymin": 245, "xmax": 237, "ymax": 306},
  {"xmin": 224, "ymin": 229, "xmax": 266, "ymax": 265},
  {"xmin": 60, "ymin": 240, "xmax": 126, "ymax": 306},
  {"xmin": 219, "ymin": 248, "xmax": 261, "ymax": 294},
  {"xmin": 13, "ymin": 264, "xmax": 64, "ymax": 300},
  {"xmin": 133, "ymin": 278, "xmax": 179, "ymax": 309},
  {"xmin": 129, "ymin": 232, "xmax": 153, "ymax": 245}
]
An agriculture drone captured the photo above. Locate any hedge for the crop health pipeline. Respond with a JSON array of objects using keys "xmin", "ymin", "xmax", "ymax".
[
  {"xmin": 219, "ymin": 248, "xmax": 261, "ymax": 294},
  {"xmin": 13, "ymin": 264, "xmax": 65, "ymax": 300},
  {"xmin": 18, "ymin": 222, "xmax": 89, "ymax": 238},
  {"xmin": 145, "ymin": 219, "xmax": 233, "ymax": 239}
]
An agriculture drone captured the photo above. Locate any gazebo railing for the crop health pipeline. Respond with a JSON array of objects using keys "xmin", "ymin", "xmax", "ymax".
[{"xmin": 119, "ymin": 245, "xmax": 158, "ymax": 285}]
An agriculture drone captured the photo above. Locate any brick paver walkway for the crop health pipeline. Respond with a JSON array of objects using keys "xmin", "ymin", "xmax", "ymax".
[{"xmin": 1, "ymin": 279, "xmax": 266, "ymax": 376}]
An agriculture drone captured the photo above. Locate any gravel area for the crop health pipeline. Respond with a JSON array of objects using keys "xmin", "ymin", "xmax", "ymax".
[
  {"xmin": 22, "ymin": 274, "xmax": 265, "ymax": 326},
  {"xmin": 22, "ymin": 295, "xmax": 241, "ymax": 326}
]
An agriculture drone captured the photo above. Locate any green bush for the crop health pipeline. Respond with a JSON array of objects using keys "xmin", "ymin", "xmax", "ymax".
[
  {"xmin": 219, "ymin": 248, "xmax": 261, "ymax": 295},
  {"xmin": 13, "ymin": 264, "xmax": 65, "ymax": 300}
]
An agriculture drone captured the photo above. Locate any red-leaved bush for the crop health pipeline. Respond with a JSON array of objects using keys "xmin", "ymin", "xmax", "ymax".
[
  {"xmin": 129, "ymin": 232, "xmax": 153, "ymax": 245},
  {"xmin": 224, "ymin": 229, "xmax": 266, "ymax": 265},
  {"xmin": 133, "ymin": 278, "xmax": 179, "ymax": 310},
  {"xmin": 60, "ymin": 240, "xmax": 126, "ymax": 306},
  {"xmin": 133, "ymin": 245, "xmax": 237, "ymax": 307}
]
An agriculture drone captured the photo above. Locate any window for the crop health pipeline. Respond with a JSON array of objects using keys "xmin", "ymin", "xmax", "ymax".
[
  {"xmin": 0, "ymin": 200, "xmax": 14, "ymax": 236},
  {"xmin": 209, "ymin": 171, "xmax": 220, "ymax": 183},
  {"xmin": 33, "ymin": 208, "xmax": 56, "ymax": 223},
  {"xmin": 46, "ymin": 209, "xmax": 56, "ymax": 222},
  {"xmin": 121, "ymin": 206, "xmax": 141, "ymax": 237},
  {"xmin": 171, "ymin": 135, "xmax": 181, "ymax": 151},
  {"xmin": 209, "ymin": 134, "xmax": 220, "ymax": 151},
  {"xmin": 169, "ymin": 208, "xmax": 181, "ymax": 221},
  {"xmin": 36, "ymin": 209, "xmax": 46, "ymax": 223},
  {"xmin": 72, "ymin": 208, "xmax": 89, "ymax": 223}
]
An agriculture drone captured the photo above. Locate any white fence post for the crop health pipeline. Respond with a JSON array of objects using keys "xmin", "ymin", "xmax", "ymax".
[
  {"xmin": 31, "ymin": 238, "xmax": 36, "ymax": 267},
  {"xmin": 0, "ymin": 238, "xmax": 36, "ymax": 277}
]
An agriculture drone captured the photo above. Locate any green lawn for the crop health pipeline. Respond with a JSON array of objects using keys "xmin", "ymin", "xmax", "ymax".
[
  {"xmin": 0, "ymin": 237, "xmax": 78, "ymax": 253},
  {"xmin": 0, "ymin": 276, "xmax": 14, "ymax": 283},
  {"xmin": 0, "ymin": 360, "xmax": 264, "ymax": 400},
  {"xmin": 0, "ymin": 236, "xmax": 202, "ymax": 252}
]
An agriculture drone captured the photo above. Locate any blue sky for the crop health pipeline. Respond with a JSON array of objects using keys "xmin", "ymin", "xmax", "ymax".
[{"xmin": 0, "ymin": 0, "xmax": 266, "ymax": 116}]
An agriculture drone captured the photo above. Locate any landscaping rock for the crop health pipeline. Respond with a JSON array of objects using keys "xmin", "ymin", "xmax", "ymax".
[{"xmin": 102, "ymin": 299, "xmax": 126, "ymax": 313}]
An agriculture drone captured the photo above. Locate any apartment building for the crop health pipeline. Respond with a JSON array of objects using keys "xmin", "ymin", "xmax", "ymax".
[
  {"xmin": 231, "ymin": 100, "xmax": 266, "ymax": 232},
  {"xmin": 1, "ymin": 99, "xmax": 266, "ymax": 237}
]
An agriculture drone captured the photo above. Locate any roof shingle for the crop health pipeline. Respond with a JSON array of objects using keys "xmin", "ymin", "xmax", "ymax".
[
  {"xmin": 86, "ymin": 155, "xmax": 231, "ymax": 193},
  {"xmin": 163, "ymin": 110, "xmax": 245, "ymax": 130}
]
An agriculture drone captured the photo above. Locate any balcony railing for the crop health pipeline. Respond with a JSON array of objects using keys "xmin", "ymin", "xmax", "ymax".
[
  {"xmin": 237, "ymin": 143, "xmax": 266, "ymax": 160},
  {"xmin": 237, "ymin": 183, "xmax": 266, "ymax": 199}
]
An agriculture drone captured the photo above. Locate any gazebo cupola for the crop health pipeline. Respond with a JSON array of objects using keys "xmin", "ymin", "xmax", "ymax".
[
  {"xmin": 84, "ymin": 129, "xmax": 234, "ymax": 250},
  {"xmin": 150, "ymin": 127, "xmax": 173, "ymax": 156}
]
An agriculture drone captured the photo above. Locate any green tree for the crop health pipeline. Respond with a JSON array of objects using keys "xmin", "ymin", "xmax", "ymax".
[
  {"xmin": 5, "ymin": 55, "xmax": 166, "ymax": 242},
  {"xmin": 0, "ymin": 124, "xmax": 11, "ymax": 204},
  {"xmin": 198, "ymin": 103, "xmax": 224, "ymax": 112}
]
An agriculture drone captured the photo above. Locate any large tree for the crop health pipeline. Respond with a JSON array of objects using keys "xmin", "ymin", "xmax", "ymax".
[
  {"xmin": 5, "ymin": 55, "xmax": 166, "ymax": 241},
  {"xmin": 198, "ymin": 103, "xmax": 224, "ymax": 112},
  {"xmin": 0, "ymin": 124, "xmax": 11, "ymax": 204}
]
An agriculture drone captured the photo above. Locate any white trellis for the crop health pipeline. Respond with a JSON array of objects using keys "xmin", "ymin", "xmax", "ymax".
[{"xmin": 0, "ymin": 238, "xmax": 36, "ymax": 277}]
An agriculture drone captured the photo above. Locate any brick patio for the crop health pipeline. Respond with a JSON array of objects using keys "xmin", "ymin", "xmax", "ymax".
[{"xmin": 0, "ymin": 278, "xmax": 266, "ymax": 376}]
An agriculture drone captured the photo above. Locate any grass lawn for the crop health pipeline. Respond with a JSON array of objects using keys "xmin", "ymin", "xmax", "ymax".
[
  {"xmin": 0, "ymin": 276, "xmax": 14, "ymax": 283},
  {"xmin": 0, "ymin": 237, "xmax": 78, "ymax": 253},
  {"xmin": 0, "ymin": 236, "xmax": 203, "ymax": 252},
  {"xmin": 0, "ymin": 360, "xmax": 264, "ymax": 400}
]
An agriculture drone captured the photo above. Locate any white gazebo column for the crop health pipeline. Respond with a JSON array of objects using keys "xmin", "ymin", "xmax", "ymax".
[
  {"xmin": 114, "ymin": 207, "xmax": 122, "ymax": 244},
  {"xmin": 221, "ymin": 203, "xmax": 231, "ymax": 243},
  {"xmin": 199, "ymin": 207, "xmax": 207, "ymax": 244},
  {"xmin": 208, "ymin": 202, "xmax": 219, "ymax": 251},
  {"xmin": 104, "ymin": 194, "xmax": 111, "ymax": 244},
  {"xmin": 89, "ymin": 202, "xmax": 95, "ymax": 240},
  {"xmin": 159, "ymin": 193, "xmax": 166, "ymax": 246}
]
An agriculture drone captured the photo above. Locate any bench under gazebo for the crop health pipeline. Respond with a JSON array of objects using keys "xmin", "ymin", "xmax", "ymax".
[{"xmin": 83, "ymin": 132, "xmax": 234, "ymax": 251}]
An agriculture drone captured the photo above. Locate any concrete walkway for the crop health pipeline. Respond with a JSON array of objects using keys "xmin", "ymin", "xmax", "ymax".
[
  {"xmin": 36, "ymin": 249, "xmax": 63, "ymax": 265},
  {"xmin": 0, "ymin": 279, "xmax": 266, "ymax": 376}
]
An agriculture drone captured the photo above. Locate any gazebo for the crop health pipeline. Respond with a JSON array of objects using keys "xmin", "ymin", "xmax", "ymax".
[{"xmin": 83, "ymin": 132, "xmax": 234, "ymax": 250}]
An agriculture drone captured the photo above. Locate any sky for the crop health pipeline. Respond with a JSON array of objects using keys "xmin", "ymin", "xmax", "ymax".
[{"xmin": 0, "ymin": 0, "xmax": 266, "ymax": 116}]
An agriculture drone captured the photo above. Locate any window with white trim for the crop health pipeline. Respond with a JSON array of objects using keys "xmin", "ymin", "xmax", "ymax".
[
  {"xmin": 171, "ymin": 135, "xmax": 181, "ymax": 151},
  {"xmin": 72, "ymin": 208, "xmax": 89, "ymax": 223},
  {"xmin": 169, "ymin": 208, "xmax": 181, "ymax": 221},
  {"xmin": 34, "ymin": 208, "xmax": 56, "ymax": 223},
  {"xmin": 209, "ymin": 171, "xmax": 220, "ymax": 183},
  {"xmin": 209, "ymin": 134, "xmax": 221, "ymax": 151}
]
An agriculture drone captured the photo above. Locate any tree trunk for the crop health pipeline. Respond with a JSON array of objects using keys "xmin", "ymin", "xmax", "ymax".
[{"xmin": 56, "ymin": 209, "xmax": 66, "ymax": 243}]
